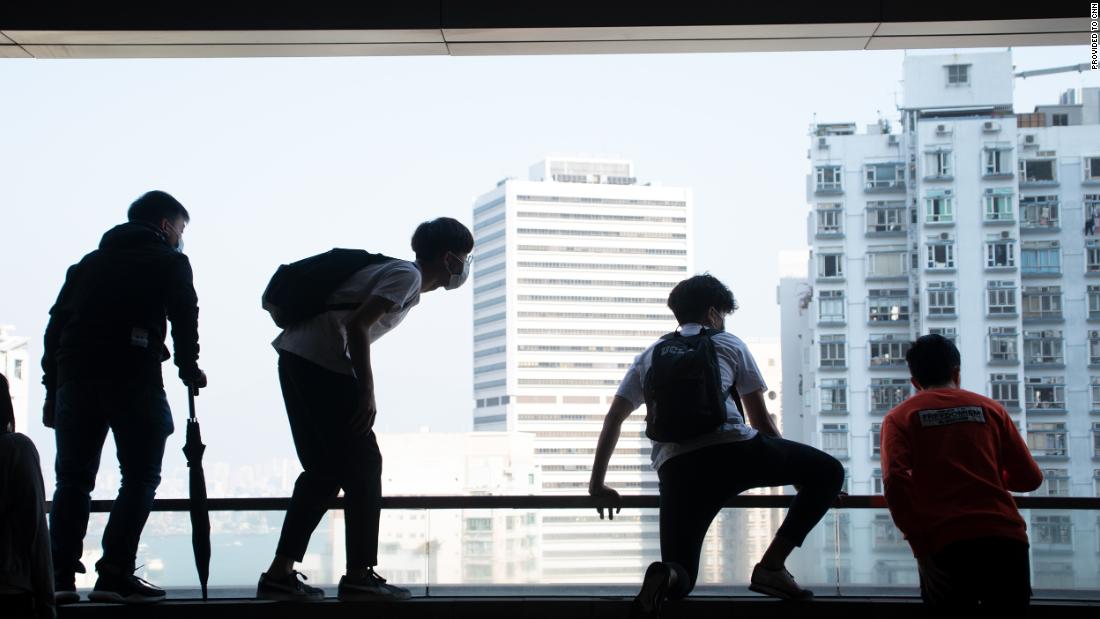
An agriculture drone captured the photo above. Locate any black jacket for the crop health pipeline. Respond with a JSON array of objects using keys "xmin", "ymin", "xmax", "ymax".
[{"xmin": 42, "ymin": 222, "xmax": 200, "ymax": 398}]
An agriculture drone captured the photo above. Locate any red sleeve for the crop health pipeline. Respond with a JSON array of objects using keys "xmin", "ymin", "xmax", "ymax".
[
  {"xmin": 995, "ymin": 405, "xmax": 1043, "ymax": 493},
  {"xmin": 880, "ymin": 413, "xmax": 931, "ymax": 556}
]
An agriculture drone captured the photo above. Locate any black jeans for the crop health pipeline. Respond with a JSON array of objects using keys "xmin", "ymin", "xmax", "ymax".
[
  {"xmin": 50, "ymin": 380, "xmax": 173, "ymax": 575},
  {"xmin": 920, "ymin": 536, "xmax": 1031, "ymax": 611},
  {"xmin": 656, "ymin": 434, "xmax": 844, "ymax": 599},
  {"xmin": 275, "ymin": 351, "xmax": 382, "ymax": 571}
]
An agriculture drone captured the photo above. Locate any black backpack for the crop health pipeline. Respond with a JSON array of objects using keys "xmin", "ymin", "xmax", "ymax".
[
  {"xmin": 643, "ymin": 328, "xmax": 745, "ymax": 442},
  {"xmin": 262, "ymin": 248, "xmax": 395, "ymax": 328}
]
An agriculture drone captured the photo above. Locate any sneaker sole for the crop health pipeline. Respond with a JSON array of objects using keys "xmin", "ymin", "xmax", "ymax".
[
  {"xmin": 257, "ymin": 589, "xmax": 325, "ymax": 602},
  {"xmin": 87, "ymin": 590, "xmax": 165, "ymax": 604},
  {"xmin": 748, "ymin": 583, "xmax": 814, "ymax": 601},
  {"xmin": 55, "ymin": 591, "xmax": 81, "ymax": 605},
  {"xmin": 338, "ymin": 589, "xmax": 411, "ymax": 602}
]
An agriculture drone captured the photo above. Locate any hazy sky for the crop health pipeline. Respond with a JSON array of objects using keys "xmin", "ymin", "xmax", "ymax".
[{"xmin": 2, "ymin": 45, "xmax": 1097, "ymax": 479}]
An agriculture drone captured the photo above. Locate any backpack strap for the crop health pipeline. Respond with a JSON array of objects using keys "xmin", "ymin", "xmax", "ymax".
[{"xmin": 700, "ymin": 327, "xmax": 747, "ymax": 418}]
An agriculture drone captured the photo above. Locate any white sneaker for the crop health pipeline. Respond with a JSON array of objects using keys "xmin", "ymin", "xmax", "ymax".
[{"xmin": 749, "ymin": 563, "xmax": 814, "ymax": 601}]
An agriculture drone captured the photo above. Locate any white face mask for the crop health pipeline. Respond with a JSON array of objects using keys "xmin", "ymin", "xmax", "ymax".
[
  {"xmin": 164, "ymin": 222, "xmax": 185, "ymax": 254},
  {"xmin": 444, "ymin": 253, "xmax": 470, "ymax": 290}
]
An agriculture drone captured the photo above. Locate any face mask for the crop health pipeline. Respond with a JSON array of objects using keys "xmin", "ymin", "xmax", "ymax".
[
  {"xmin": 444, "ymin": 253, "xmax": 470, "ymax": 290},
  {"xmin": 164, "ymin": 222, "xmax": 185, "ymax": 253}
]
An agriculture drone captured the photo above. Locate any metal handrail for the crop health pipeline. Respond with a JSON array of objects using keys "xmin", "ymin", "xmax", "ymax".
[{"xmin": 50, "ymin": 494, "xmax": 1100, "ymax": 513}]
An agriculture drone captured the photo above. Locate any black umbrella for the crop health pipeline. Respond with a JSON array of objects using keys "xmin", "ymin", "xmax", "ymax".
[{"xmin": 182, "ymin": 386, "xmax": 211, "ymax": 600}]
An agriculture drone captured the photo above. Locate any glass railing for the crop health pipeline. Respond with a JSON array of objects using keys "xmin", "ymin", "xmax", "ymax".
[{"xmin": 56, "ymin": 495, "xmax": 1100, "ymax": 599}]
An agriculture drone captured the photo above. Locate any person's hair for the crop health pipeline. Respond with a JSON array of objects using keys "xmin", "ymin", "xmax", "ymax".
[
  {"xmin": 411, "ymin": 217, "xmax": 474, "ymax": 262},
  {"xmin": 0, "ymin": 373, "xmax": 13, "ymax": 431},
  {"xmin": 905, "ymin": 334, "xmax": 961, "ymax": 388},
  {"xmin": 127, "ymin": 190, "xmax": 190, "ymax": 226},
  {"xmin": 666, "ymin": 274, "xmax": 738, "ymax": 325}
]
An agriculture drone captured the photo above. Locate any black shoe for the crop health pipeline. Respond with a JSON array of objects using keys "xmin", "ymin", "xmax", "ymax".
[
  {"xmin": 54, "ymin": 573, "xmax": 80, "ymax": 605},
  {"xmin": 257, "ymin": 570, "xmax": 325, "ymax": 601},
  {"xmin": 630, "ymin": 561, "xmax": 672, "ymax": 619},
  {"xmin": 338, "ymin": 568, "xmax": 411, "ymax": 601},
  {"xmin": 88, "ymin": 568, "xmax": 165, "ymax": 604}
]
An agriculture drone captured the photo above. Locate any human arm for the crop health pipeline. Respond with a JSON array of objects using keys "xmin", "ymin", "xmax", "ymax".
[
  {"xmin": 880, "ymin": 415, "xmax": 930, "ymax": 556},
  {"xmin": 165, "ymin": 257, "xmax": 205, "ymax": 389},
  {"xmin": 588, "ymin": 396, "xmax": 637, "ymax": 520},
  {"xmin": 41, "ymin": 265, "xmax": 78, "ymax": 429},
  {"xmin": 345, "ymin": 295, "xmax": 395, "ymax": 432}
]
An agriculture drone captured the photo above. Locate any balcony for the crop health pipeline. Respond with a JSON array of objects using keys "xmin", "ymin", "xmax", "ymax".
[{"xmin": 51, "ymin": 495, "xmax": 1100, "ymax": 617}]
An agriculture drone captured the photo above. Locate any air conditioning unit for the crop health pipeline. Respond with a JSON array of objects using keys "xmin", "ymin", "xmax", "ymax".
[
  {"xmin": 887, "ymin": 135, "xmax": 899, "ymax": 146},
  {"xmin": 983, "ymin": 121, "xmax": 1000, "ymax": 132},
  {"xmin": 1024, "ymin": 135, "xmax": 1037, "ymax": 146},
  {"xmin": 818, "ymin": 137, "xmax": 829, "ymax": 149},
  {"xmin": 939, "ymin": 232, "xmax": 950, "ymax": 240},
  {"xmin": 984, "ymin": 188, "xmax": 996, "ymax": 195},
  {"xmin": 1000, "ymin": 230, "xmax": 1011, "ymax": 239},
  {"xmin": 936, "ymin": 124, "xmax": 952, "ymax": 134}
]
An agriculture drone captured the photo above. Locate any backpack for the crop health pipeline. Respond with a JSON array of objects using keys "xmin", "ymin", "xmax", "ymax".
[
  {"xmin": 643, "ymin": 328, "xmax": 745, "ymax": 442},
  {"xmin": 262, "ymin": 248, "xmax": 395, "ymax": 328}
]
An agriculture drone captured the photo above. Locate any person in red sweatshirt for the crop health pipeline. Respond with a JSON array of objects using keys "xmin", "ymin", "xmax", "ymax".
[{"xmin": 881, "ymin": 334, "xmax": 1043, "ymax": 609}]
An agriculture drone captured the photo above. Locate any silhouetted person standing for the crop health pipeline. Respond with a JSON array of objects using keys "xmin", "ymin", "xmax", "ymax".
[
  {"xmin": 257, "ymin": 218, "xmax": 473, "ymax": 602},
  {"xmin": 43, "ymin": 191, "xmax": 206, "ymax": 604},
  {"xmin": 882, "ymin": 334, "xmax": 1042, "ymax": 611},
  {"xmin": 0, "ymin": 373, "xmax": 55, "ymax": 619}
]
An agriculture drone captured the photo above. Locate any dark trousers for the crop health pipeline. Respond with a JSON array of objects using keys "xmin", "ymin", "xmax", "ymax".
[
  {"xmin": 920, "ymin": 536, "xmax": 1031, "ymax": 610},
  {"xmin": 49, "ymin": 380, "xmax": 173, "ymax": 575},
  {"xmin": 657, "ymin": 434, "xmax": 844, "ymax": 599},
  {"xmin": 275, "ymin": 351, "xmax": 382, "ymax": 571}
]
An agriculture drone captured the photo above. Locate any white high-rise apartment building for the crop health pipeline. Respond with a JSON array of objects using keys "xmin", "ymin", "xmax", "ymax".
[
  {"xmin": 781, "ymin": 50, "xmax": 1100, "ymax": 590},
  {"xmin": 471, "ymin": 157, "xmax": 691, "ymax": 583},
  {"xmin": 0, "ymin": 325, "xmax": 30, "ymax": 431}
]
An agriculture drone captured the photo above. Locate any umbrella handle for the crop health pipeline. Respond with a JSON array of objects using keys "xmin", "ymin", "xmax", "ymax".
[{"xmin": 188, "ymin": 386, "xmax": 198, "ymax": 421}]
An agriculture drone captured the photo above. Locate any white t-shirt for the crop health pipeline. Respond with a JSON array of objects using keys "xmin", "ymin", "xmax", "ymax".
[
  {"xmin": 616, "ymin": 323, "xmax": 766, "ymax": 470},
  {"xmin": 272, "ymin": 259, "xmax": 422, "ymax": 375}
]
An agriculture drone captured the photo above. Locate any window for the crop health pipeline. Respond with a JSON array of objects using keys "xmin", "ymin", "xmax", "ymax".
[
  {"xmin": 1090, "ymin": 286, "xmax": 1100, "ymax": 319},
  {"xmin": 1026, "ymin": 378, "xmax": 1066, "ymax": 412},
  {"xmin": 1022, "ymin": 286, "xmax": 1063, "ymax": 321},
  {"xmin": 12, "ymin": 359, "xmax": 22, "ymax": 381},
  {"xmin": 1093, "ymin": 422, "xmax": 1100, "ymax": 457},
  {"xmin": 1032, "ymin": 515, "xmax": 1072, "ymax": 546},
  {"xmin": 990, "ymin": 373, "xmax": 1020, "ymax": 409},
  {"xmin": 866, "ymin": 201, "xmax": 907, "ymax": 234},
  {"xmin": 818, "ymin": 252, "xmax": 844, "ymax": 279},
  {"xmin": 926, "ymin": 282, "xmax": 956, "ymax": 316},
  {"xmin": 866, "ymin": 245, "xmax": 908, "ymax": 278},
  {"xmin": 821, "ymin": 423, "xmax": 849, "ymax": 459},
  {"xmin": 1035, "ymin": 562, "xmax": 1074, "ymax": 589},
  {"xmin": 1092, "ymin": 331, "xmax": 1100, "ymax": 365},
  {"xmin": 985, "ymin": 238, "xmax": 1016, "ymax": 268},
  {"xmin": 822, "ymin": 513, "xmax": 851, "ymax": 551},
  {"xmin": 867, "ymin": 289, "xmax": 909, "ymax": 322},
  {"xmin": 871, "ymin": 379, "xmax": 911, "ymax": 413},
  {"xmin": 873, "ymin": 514, "xmax": 906, "ymax": 548},
  {"xmin": 1037, "ymin": 469, "xmax": 1070, "ymax": 496},
  {"xmin": 1021, "ymin": 241, "xmax": 1061, "ymax": 275},
  {"xmin": 816, "ymin": 203, "xmax": 843, "ymax": 235},
  {"xmin": 984, "ymin": 147, "xmax": 1011, "ymax": 176},
  {"xmin": 1027, "ymin": 422, "xmax": 1068, "ymax": 457},
  {"xmin": 819, "ymin": 335, "xmax": 846, "ymax": 368},
  {"xmin": 929, "ymin": 327, "xmax": 957, "ymax": 346},
  {"xmin": 820, "ymin": 379, "xmax": 848, "ymax": 413},
  {"xmin": 945, "ymin": 63, "xmax": 970, "ymax": 85},
  {"xmin": 1019, "ymin": 159, "xmax": 1056, "ymax": 184},
  {"xmin": 865, "ymin": 162, "xmax": 905, "ymax": 190},
  {"xmin": 1087, "ymin": 240, "xmax": 1100, "ymax": 273},
  {"xmin": 987, "ymin": 281, "xmax": 1017, "ymax": 315},
  {"xmin": 926, "ymin": 238, "xmax": 956, "ymax": 269},
  {"xmin": 872, "ymin": 469, "xmax": 883, "ymax": 495},
  {"xmin": 816, "ymin": 165, "xmax": 842, "ymax": 192},
  {"xmin": 1092, "ymin": 378, "xmax": 1100, "ymax": 412},
  {"xmin": 983, "ymin": 190, "xmax": 1014, "ymax": 221},
  {"xmin": 925, "ymin": 151, "xmax": 953, "ymax": 178},
  {"xmin": 1024, "ymin": 330, "xmax": 1064, "ymax": 366},
  {"xmin": 1020, "ymin": 195, "xmax": 1060, "ymax": 228},
  {"xmin": 818, "ymin": 289, "xmax": 845, "ymax": 323},
  {"xmin": 869, "ymin": 336, "xmax": 909, "ymax": 368},
  {"xmin": 1086, "ymin": 157, "xmax": 1100, "ymax": 180},
  {"xmin": 988, "ymin": 327, "xmax": 1019, "ymax": 363},
  {"xmin": 1052, "ymin": 113, "xmax": 1069, "ymax": 127},
  {"xmin": 870, "ymin": 423, "xmax": 882, "ymax": 457}
]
